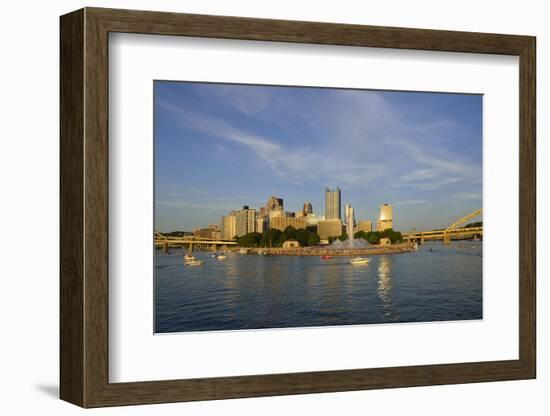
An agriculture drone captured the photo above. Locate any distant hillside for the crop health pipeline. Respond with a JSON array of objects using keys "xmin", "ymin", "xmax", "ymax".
[
  {"xmin": 160, "ymin": 231, "xmax": 193, "ymax": 237},
  {"xmin": 464, "ymin": 221, "xmax": 483, "ymax": 228}
]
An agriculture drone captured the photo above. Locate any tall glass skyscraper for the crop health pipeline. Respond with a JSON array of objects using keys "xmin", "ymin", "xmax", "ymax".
[{"xmin": 325, "ymin": 187, "xmax": 341, "ymax": 220}]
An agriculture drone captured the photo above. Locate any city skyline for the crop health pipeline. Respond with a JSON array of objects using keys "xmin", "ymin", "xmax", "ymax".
[
  {"xmin": 155, "ymin": 81, "xmax": 482, "ymax": 232},
  {"xmin": 201, "ymin": 187, "xmax": 389, "ymax": 238}
]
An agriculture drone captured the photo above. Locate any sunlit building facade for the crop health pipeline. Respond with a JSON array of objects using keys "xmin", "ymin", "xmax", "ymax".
[
  {"xmin": 377, "ymin": 203, "xmax": 393, "ymax": 231},
  {"xmin": 220, "ymin": 214, "xmax": 236, "ymax": 240},
  {"xmin": 317, "ymin": 219, "xmax": 343, "ymax": 240},
  {"xmin": 325, "ymin": 187, "xmax": 341, "ymax": 220},
  {"xmin": 357, "ymin": 220, "xmax": 372, "ymax": 233},
  {"xmin": 235, "ymin": 206, "xmax": 257, "ymax": 237},
  {"xmin": 269, "ymin": 216, "xmax": 307, "ymax": 232}
]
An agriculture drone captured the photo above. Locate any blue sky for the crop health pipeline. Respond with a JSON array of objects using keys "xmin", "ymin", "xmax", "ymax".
[{"xmin": 154, "ymin": 81, "xmax": 482, "ymax": 232}]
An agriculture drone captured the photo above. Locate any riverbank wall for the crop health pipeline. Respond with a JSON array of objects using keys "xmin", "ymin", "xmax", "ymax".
[{"xmin": 242, "ymin": 243, "xmax": 415, "ymax": 257}]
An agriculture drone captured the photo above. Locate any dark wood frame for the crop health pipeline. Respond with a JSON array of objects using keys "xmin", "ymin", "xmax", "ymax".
[{"xmin": 60, "ymin": 7, "xmax": 536, "ymax": 408}]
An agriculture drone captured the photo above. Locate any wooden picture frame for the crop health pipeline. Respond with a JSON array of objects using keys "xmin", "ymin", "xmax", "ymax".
[{"xmin": 60, "ymin": 7, "xmax": 536, "ymax": 408}]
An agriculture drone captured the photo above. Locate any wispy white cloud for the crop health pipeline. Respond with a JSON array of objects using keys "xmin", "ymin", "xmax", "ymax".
[
  {"xmin": 158, "ymin": 97, "xmax": 388, "ymax": 186},
  {"xmin": 158, "ymin": 87, "xmax": 481, "ymax": 192}
]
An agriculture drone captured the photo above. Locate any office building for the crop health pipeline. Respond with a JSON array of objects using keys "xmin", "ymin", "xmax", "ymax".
[
  {"xmin": 193, "ymin": 225, "xmax": 221, "ymax": 240},
  {"xmin": 377, "ymin": 203, "xmax": 393, "ymax": 231},
  {"xmin": 303, "ymin": 201, "xmax": 313, "ymax": 216},
  {"xmin": 268, "ymin": 206, "xmax": 284, "ymax": 220},
  {"xmin": 357, "ymin": 220, "xmax": 372, "ymax": 233},
  {"xmin": 269, "ymin": 216, "xmax": 307, "ymax": 232},
  {"xmin": 317, "ymin": 219, "xmax": 343, "ymax": 240},
  {"xmin": 265, "ymin": 195, "xmax": 284, "ymax": 213},
  {"xmin": 220, "ymin": 214, "xmax": 236, "ymax": 240},
  {"xmin": 256, "ymin": 217, "xmax": 265, "ymax": 234},
  {"xmin": 235, "ymin": 206, "xmax": 256, "ymax": 237},
  {"xmin": 345, "ymin": 204, "xmax": 355, "ymax": 236},
  {"xmin": 325, "ymin": 187, "xmax": 341, "ymax": 220}
]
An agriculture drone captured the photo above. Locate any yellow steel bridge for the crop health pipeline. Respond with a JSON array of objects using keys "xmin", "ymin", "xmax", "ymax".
[
  {"xmin": 402, "ymin": 208, "xmax": 482, "ymax": 243},
  {"xmin": 154, "ymin": 231, "xmax": 237, "ymax": 250}
]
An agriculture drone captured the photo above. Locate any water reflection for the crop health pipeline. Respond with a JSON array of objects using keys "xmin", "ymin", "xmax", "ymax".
[
  {"xmin": 377, "ymin": 256, "xmax": 397, "ymax": 321},
  {"xmin": 155, "ymin": 241, "xmax": 483, "ymax": 332}
]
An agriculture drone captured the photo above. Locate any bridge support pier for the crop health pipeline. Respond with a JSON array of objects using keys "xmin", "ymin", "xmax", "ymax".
[{"xmin": 443, "ymin": 235, "xmax": 451, "ymax": 245}]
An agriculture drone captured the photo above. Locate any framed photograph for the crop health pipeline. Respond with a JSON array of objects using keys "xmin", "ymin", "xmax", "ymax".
[{"xmin": 60, "ymin": 7, "xmax": 536, "ymax": 407}]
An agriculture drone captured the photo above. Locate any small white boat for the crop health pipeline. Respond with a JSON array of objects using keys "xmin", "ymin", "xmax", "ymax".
[
  {"xmin": 185, "ymin": 260, "xmax": 205, "ymax": 266},
  {"xmin": 350, "ymin": 257, "xmax": 370, "ymax": 265},
  {"xmin": 217, "ymin": 254, "xmax": 227, "ymax": 260},
  {"xmin": 211, "ymin": 254, "xmax": 217, "ymax": 258},
  {"xmin": 184, "ymin": 253, "xmax": 196, "ymax": 261}
]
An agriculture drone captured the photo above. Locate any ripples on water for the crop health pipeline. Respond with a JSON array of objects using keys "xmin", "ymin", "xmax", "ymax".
[{"xmin": 154, "ymin": 241, "xmax": 482, "ymax": 333}]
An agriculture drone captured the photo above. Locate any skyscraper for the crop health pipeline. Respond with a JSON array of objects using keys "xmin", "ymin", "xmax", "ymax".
[
  {"xmin": 220, "ymin": 214, "xmax": 237, "ymax": 240},
  {"xmin": 345, "ymin": 204, "xmax": 355, "ymax": 236},
  {"xmin": 377, "ymin": 203, "xmax": 393, "ymax": 231},
  {"xmin": 235, "ymin": 206, "xmax": 256, "ymax": 237},
  {"xmin": 325, "ymin": 187, "xmax": 341, "ymax": 220},
  {"xmin": 266, "ymin": 195, "xmax": 283, "ymax": 212},
  {"xmin": 303, "ymin": 201, "xmax": 313, "ymax": 216}
]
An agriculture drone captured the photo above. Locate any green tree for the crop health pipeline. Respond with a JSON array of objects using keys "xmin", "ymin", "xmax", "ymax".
[
  {"xmin": 296, "ymin": 228, "xmax": 310, "ymax": 246},
  {"xmin": 282, "ymin": 225, "xmax": 297, "ymax": 241},
  {"xmin": 378, "ymin": 228, "xmax": 402, "ymax": 244},
  {"xmin": 367, "ymin": 232, "xmax": 379, "ymax": 244},
  {"xmin": 263, "ymin": 228, "xmax": 282, "ymax": 248},
  {"xmin": 237, "ymin": 232, "xmax": 262, "ymax": 247},
  {"xmin": 338, "ymin": 232, "xmax": 348, "ymax": 242},
  {"xmin": 307, "ymin": 233, "xmax": 321, "ymax": 246}
]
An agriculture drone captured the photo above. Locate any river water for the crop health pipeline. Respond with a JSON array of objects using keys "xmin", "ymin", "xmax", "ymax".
[{"xmin": 155, "ymin": 241, "xmax": 482, "ymax": 333}]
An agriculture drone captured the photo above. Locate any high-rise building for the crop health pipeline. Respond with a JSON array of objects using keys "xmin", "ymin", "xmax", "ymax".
[
  {"xmin": 345, "ymin": 204, "xmax": 355, "ymax": 225},
  {"xmin": 357, "ymin": 220, "xmax": 372, "ymax": 233},
  {"xmin": 303, "ymin": 201, "xmax": 313, "ymax": 216},
  {"xmin": 377, "ymin": 203, "xmax": 393, "ymax": 231},
  {"xmin": 345, "ymin": 204, "xmax": 355, "ymax": 236},
  {"xmin": 235, "ymin": 206, "xmax": 256, "ymax": 237},
  {"xmin": 266, "ymin": 195, "xmax": 283, "ymax": 213},
  {"xmin": 325, "ymin": 187, "xmax": 341, "ymax": 220},
  {"xmin": 220, "ymin": 214, "xmax": 237, "ymax": 240},
  {"xmin": 317, "ymin": 219, "xmax": 343, "ymax": 240},
  {"xmin": 256, "ymin": 217, "xmax": 265, "ymax": 234},
  {"xmin": 268, "ymin": 206, "xmax": 284, "ymax": 220}
]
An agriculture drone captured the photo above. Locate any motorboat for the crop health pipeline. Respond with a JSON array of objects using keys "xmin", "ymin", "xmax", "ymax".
[
  {"xmin": 320, "ymin": 255, "xmax": 332, "ymax": 260},
  {"xmin": 350, "ymin": 257, "xmax": 370, "ymax": 265},
  {"xmin": 185, "ymin": 260, "xmax": 205, "ymax": 266},
  {"xmin": 217, "ymin": 254, "xmax": 227, "ymax": 260},
  {"xmin": 184, "ymin": 253, "xmax": 196, "ymax": 262}
]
